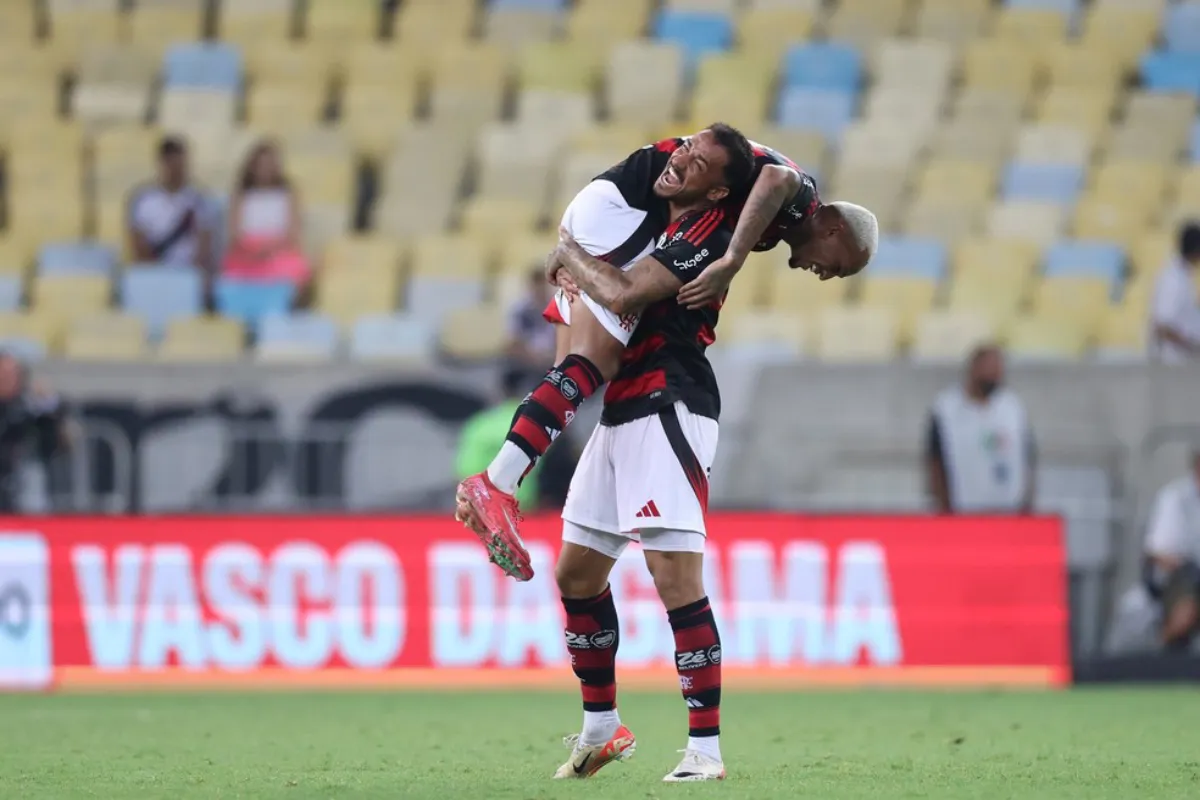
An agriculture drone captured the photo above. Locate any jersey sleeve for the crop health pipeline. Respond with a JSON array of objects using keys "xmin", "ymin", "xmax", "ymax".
[
  {"xmin": 595, "ymin": 139, "xmax": 680, "ymax": 210},
  {"xmin": 650, "ymin": 209, "xmax": 733, "ymax": 281}
]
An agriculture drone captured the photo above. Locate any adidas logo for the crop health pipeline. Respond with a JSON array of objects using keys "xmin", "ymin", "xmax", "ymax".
[{"xmin": 635, "ymin": 500, "xmax": 661, "ymax": 519}]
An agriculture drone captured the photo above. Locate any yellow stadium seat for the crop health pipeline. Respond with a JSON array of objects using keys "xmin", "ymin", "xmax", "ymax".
[
  {"xmin": 33, "ymin": 273, "xmax": 111, "ymax": 316},
  {"xmin": 1175, "ymin": 165, "xmax": 1200, "ymax": 212},
  {"xmin": 872, "ymin": 38, "xmax": 955, "ymax": 91},
  {"xmin": 0, "ymin": 237, "xmax": 30, "ymax": 276},
  {"xmin": 159, "ymin": 90, "xmax": 238, "ymax": 132},
  {"xmin": 305, "ymin": 0, "xmax": 380, "ymax": 41},
  {"xmin": 1090, "ymin": 160, "xmax": 1168, "ymax": 211},
  {"xmin": 1131, "ymin": 234, "xmax": 1173, "ymax": 277},
  {"xmin": 1034, "ymin": 86, "xmax": 1115, "ymax": 130},
  {"xmin": 962, "ymin": 40, "xmax": 1038, "ymax": 97},
  {"xmin": 0, "ymin": 313, "xmax": 57, "ymax": 354},
  {"xmin": 395, "ymin": 0, "xmax": 476, "ymax": 43},
  {"xmin": 129, "ymin": 1, "xmax": 205, "ymax": 57},
  {"xmin": 691, "ymin": 54, "xmax": 773, "ymax": 124},
  {"xmin": 324, "ymin": 235, "xmax": 404, "ymax": 274},
  {"xmin": 737, "ymin": 9, "xmax": 816, "ymax": 61},
  {"xmin": 607, "ymin": 41, "xmax": 685, "ymax": 127},
  {"xmin": 1040, "ymin": 43, "xmax": 1125, "ymax": 90},
  {"xmin": 73, "ymin": 46, "xmax": 157, "ymax": 125},
  {"xmin": 992, "ymin": 7, "xmax": 1070, "ymax": 49},
  {"xmin": 954, "ymin": 238, "xmax": 1041, "ymax": 279},
  {"xmin": 1081, "ymin": 7, "xmax": 1161, "ymax": 68},
  {"xmin": 825, "ymin": 0, "xmax": 909, "ymax": 48},
  {"xmin": 911, "ymin": 310, "xmax": 995, "ymax": 362},
  {"xmin": 519, "ymin": 42, "xmax": 602, "ymax": 94},
  {"xmin": 748, "ymin": 127, "xmax": 826, "ymax": 174},
  {"xmin": 913, "ymin": 0, "xmax": 991, "ymax": 45},
  {"xmin": 159, "ymin": 316, "xmax": 245, "ymax": 361},
  {"xmin": 93, "ymin": 196, "xmax": 130, "ymax": 258},
  {"xmin": 8, "ymin": 197, "xmax": 86, "ymax": 245},
  {"xmin": 572, "ymin": 124, "xmax": 651, "ymax": 156},
  {"xmin": 930, "ymin": 119, "xmax": 1011, "ymax": 165},
  {"xmin": 0, "ymin": 1, "xmax": 39, "ymax": 43},
  {"xmin": 246, "ymin": 85, "xmax": 328, "ymax": 131},
  {"xmin": 46, "ymin": 1, "xmax": 122, "ymax": 68},
  {"xmin": 765, "ymin": 262, "xmax": 851, "ymax": 314},
  {"xmin": 815, "ymin": 307, "xmax": 899, "ymax": 362},
  {"xmin": 316, "ymin": 268, "xmax": 401, "ymax": 329},
  {"xmin": 63, "ymin": 314, "xmax": 148, "ymax": 361},
  {"xmin": 459, "ymin": 198, "xmax": 542, "ymax": 244},
  {"xmin": 0, "ymin": 80, "xmax": 60, "ymax": 126},
  {"xmin": 486, "ymin": 7, "xmax": 560, "ymax": 49},
  {"xmin": 496, "ymin": 233, "xmax": 558, "ymax": 282},
  {"xmin": 515, "ymin": 90, "xmax": 594, "ymax": 142},
  {"xmin": 338, "ymin": 43, "xmax": 426, "ymax": 89},
  {"xmin": 916, "ymin": 161, "xmax": 997, "ymax": 204},
  {"xmin": 218, "ymin": 0, "xmax": 294, "ymax": 47},
  {"xmin": 858, "ymin": 278, "xmax": 938, "ymax": 344},
  {"xmin": 341, "ymin": 83, "xmax": 419, "ymax": 159},
  {"xmin": 1014, "ymin": 124, "xmax": 1093, "ymax": 165},
  {"xmin": 1072, "ymin": 199, "xmax": 1151, "ymax": 251},
  {"xmin": 285, "ymin": 153, "xmax": 355, "ymax": 208},
  {"xmin": 719, "ymin": 311, "xmax": 809, "ymax": 357},
  {"xmin": 947, "ymin": 275, "xmax": 1026, "ymax": 330},
  {"xmin": 375, "ymin": 125, "xmax": 475, "ymax": 237},
  {"xmin": 1030, "ymin": 277, "xmax": 1112, "ymax": 334},
  {"xmin": 568, "ymin": 0, "xmax": 652, "ymax": 44},
  {"xmin": 1006, "ymin": 314, "xmax": 1089, "ymax": 360},
  {"xmin": 441, "ymin": 305, "xmax": 506, "ymax": 360},
  {"xmin": 901, "ymin": 202, "xmax": 985, "ymax": 244},
  {"xmin": 987, "ymin": 203, "xmax": 1067, "ymax": 247},
  {"xmin": 475, "ymin": 122, "xmax": 561, "ymax": 210},
  {"xmin": 409, "ymin": 235, "xmax": 491, "ymax": 280},
  {"xmin": 1095, "ymin": 303, "xmax": 1148, "ymax": 357},
  {"xmin": 243, "ymin": 42, "xmax": 331, "ymax": 86}
]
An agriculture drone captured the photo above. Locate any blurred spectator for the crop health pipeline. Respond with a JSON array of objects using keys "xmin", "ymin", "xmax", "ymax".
[
  {"xmin": 926, "ymin": 344, "xmax": 1035, "ymax": 515},
  {"xmin": 1143, "ymin": 449, "xmax": 1200, "ymax": 650},
  {"xmin": 1150, "ymin": 222, "xmax": 1200, "ymax": 362},
  {"xmin": 505, "ymin": 268, "xmax": 557, "ymax": 368},
  {"xmin": 0, "ymin": 353, "xmax": 70, "ymax": 514},
  {"xmin": 127, "ymin": 136, "xmax": 215, "ymax": 270},
  {"xmin": 223, "ymin": 141, "xmax": 310, "ymax": 296}
]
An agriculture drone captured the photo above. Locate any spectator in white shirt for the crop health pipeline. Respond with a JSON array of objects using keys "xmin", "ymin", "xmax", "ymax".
[
  {"xmin": 926, "ymin": 344, "xmax": 1036, "ymax": 515},
  {"xmin": 505, "ymin": 268, "xmax": 557, "ymax": 369},
  {"xmin": 127, "ymin": 137, "xmax": 214, "ymax": 271},
  {"xmin": 1143, "ymin": 450, "xmax": 1200, "ymax": 649},
  {"xmin": 1150, "ymin": 222, "xmax": 1200, "ymax": 363}
]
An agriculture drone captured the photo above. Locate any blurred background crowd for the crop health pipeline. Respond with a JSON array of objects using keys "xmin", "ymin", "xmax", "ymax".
[{"xmin": 0, "ymin": 0, "xmax": 1197, "ymax": 664}]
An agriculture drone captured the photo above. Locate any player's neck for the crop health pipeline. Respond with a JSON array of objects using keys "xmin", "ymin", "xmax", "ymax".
[{"xmin": 667, "ymin": 199, "xmax": 713, "ymax": 223}]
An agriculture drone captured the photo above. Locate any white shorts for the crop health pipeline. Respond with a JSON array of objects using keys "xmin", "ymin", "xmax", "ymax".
[
  {"xmin": 550, "ymin": 179, "xmax": 657, "ymax": 346},
  {"xmin": 562, "ymin": 401, "xmax": 719, "ymax": 556}
]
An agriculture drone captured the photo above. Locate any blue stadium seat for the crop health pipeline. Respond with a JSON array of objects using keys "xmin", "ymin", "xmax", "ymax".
[
  {"xmin": 214, "ymin": 279, "xmax": 295, "ymax": 330},
  {"xmin": 163, "ymin": 42, "xmax": 242, "ymax": 90},
  {"xmin": 1043, "ymin": 241, "xmax": 1125, "ymax": 285},
  {"xmin": 491, "ymin": 0, "xmax": 565, "ymax": 9},
  {"xmin": 1001, "ymin": 162, "xmax": 1084, "ymax": 205},
  {"xmin": 258, "ymin": 313, "xmax": 339, "ymax": 357},
  {"xmin": 1139, "ymin": 52, "xmax": 1200, "ymax": 96},
  {"xmin": 37, "ymin": 242, "xmax": 117, "ymax": 275},
  {"xmin": 0, "ymin": 276, "xmax": 21, "ymax": 312},
  {"xmin": 776, "ymin": 88, "xmax": 855, "ymax": 140},
  {"xmin": 121, "ymin": 266, "xmax": 204, "ymax": 340},
  {"xmin": 654, "ymin": 11, "xmax": 734, "ymax": 72},
  {"xmin": 782, "ymin": 42, "xmax": 861, "ymax": 92},
  {"xmin": 869, "ymin": 237, "xmax": 948, "ymax": 281},
  {"xmin": 350, "ymin": 314, "xmax": 437, "ymax": 362},
  {"xmin": 1165, "ymin": 2, "xmax": 1200, "ymax": 54},
  {"xmin": 0, "ymin": 337, "xmax": 45, "ymax": 362}
]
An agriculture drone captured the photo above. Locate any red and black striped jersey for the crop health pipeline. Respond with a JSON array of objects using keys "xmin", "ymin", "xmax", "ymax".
[
  {"xmin": 596, "ymin": 137, "xmax": 820, "ymax": 253},
  {"xmin": 601, "ymin": 207, "xmax": 733, "ymax": 426}
]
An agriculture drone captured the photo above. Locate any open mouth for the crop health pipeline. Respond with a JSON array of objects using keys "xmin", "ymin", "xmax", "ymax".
[{"xmin": 658, "ymin": 162, "xmax": 682, "ymax": 189}]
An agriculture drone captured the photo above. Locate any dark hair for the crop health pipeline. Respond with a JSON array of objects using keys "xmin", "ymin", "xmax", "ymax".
[
  {"xmin": 237, "ymin": 140, "xmax": 290, "ymax": 192},
  {"xmin": 1179, "ymin": 222, "xmax": 1200, "ymax": 260},
  {"xmin": 158, "ymin": 136, "xmax": 186, "ymax": 159},
  {"xmin": 706, "ymin": 122, "xmax": 756, "ymax": 195}
]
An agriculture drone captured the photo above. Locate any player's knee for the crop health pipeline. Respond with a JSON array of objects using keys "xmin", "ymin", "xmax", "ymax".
[
  {"xmin": 555, "ymin": 547, "xmax": 610, "ymax": 598},
  {"xmin": 644, "ymin": 550, "xmax": 705, "ymax": 610}
]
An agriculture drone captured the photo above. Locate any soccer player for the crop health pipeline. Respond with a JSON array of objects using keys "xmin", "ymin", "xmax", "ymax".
[{"xmin": 456, "ymin": 128, "xmax": 877, "ymax": 579}]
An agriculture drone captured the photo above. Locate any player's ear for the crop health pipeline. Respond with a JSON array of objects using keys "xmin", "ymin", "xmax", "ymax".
[{"xmin": 707, "ymin": 185, "xmax": 729, "ymax": 203}]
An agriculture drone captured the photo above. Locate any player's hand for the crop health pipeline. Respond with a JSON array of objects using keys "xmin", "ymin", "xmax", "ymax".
[
  {"xmin": 543, "ymin": 248, "xmax": 578, "ymax": 296},
  {"xmin": 677, "ymin": 253, "xmax": 742, "ymax": 309}
]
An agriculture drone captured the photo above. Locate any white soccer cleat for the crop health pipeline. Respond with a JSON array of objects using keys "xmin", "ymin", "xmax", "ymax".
[
  {"xmin": 662, "ymin": 749, "xmax": 726, "ymax": 782},
  {"xmin": 552, "ymin": 725, "xmax": 636, "ymax": 779}
]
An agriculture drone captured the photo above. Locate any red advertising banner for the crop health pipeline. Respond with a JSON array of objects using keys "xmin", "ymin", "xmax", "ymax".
[{"xmin": 0, "ymin": 514, "xmax": 1069, "ymax": 691}]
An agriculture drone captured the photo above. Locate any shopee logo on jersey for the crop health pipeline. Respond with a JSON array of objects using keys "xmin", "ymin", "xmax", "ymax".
[
  {"xmin": 21, "ymin": 515, "xmax": 1067, "ymax": 686},
  {"xmin": 674, "ymin": 249, "xmax": 709, "ymax": 271}
]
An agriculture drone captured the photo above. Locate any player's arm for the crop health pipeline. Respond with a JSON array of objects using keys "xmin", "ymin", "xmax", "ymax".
[{"xmin": 554, "ymin": 214, "xmax": 731, "ymax": 316}]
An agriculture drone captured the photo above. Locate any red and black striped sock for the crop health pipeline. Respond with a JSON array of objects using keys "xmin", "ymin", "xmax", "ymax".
[
  {"xmin": 506, "ymin": 353, "xmax": 602, "ymax": 465},
  {"xmin": 562, "ymin": 586, "xmax": 620, "ymax": 712},
  {"xmin": 669, "ymin": 596, "xmax": 721, "ymax": 738}
]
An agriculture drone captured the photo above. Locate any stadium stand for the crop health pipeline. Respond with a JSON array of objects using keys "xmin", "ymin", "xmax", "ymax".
[{"xmin": 0, "ymin": 0, "xmax": 1195, "ymax": 365}]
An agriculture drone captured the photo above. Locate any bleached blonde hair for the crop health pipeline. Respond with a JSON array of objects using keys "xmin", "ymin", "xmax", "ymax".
[{"xmin": 828, "ymin": 201, "xmax": 879, "ymax": 264}]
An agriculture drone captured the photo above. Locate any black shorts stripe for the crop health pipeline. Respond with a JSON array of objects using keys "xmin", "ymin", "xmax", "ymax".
[{"xmin": 658, "ymin": 406, "xmax": 709, "ymax": 513}]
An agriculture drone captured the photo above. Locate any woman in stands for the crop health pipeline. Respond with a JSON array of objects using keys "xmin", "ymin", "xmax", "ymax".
[{"xmin": 222, "ymin": 141, "xmax": 310, "ymax": 299}]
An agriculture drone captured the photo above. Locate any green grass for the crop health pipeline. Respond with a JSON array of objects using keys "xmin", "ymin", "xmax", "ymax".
[{"xmin": 1, "ymin": 689, "xmax": 1198, "ymax": 799}]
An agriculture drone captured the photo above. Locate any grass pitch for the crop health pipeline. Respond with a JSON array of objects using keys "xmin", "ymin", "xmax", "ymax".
[{"xmin": 1, "ymin": 689, "xmax": 1197, "ymax": 799}]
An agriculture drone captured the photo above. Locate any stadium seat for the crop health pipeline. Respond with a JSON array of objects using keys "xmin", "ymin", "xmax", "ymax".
[
  {"xmin": 0, "ymin": 275, "xmax": 22, "ymax": 313},
  {"xmin": 349, "ymin": 313, "xmax": 438, "ymax": 363},
  {"xmin": 1043, "ymin": 241, "xmax": 1125, "ymax": 284},
  {"xmin": 129, "ymin": 0, "xmax": 206, "ymax": 57},
  {"xmin": 121, "ymin": 266, "xmax": 204, "ymax": 340},
  {"xmin": 1139, "ymin": 52, "xmax": 1200, "ymax": 96},
  {"xmin": 63, "ymin": 314, "xmax": 149, "ymax": 361},
  {"xmin": 317, "ymin": 266, "xmax": 402, "ymax": 330},
  {"xmin": 1006, "ymin": 314, "xmax": 1089, "ymax": 361},
  {"xmin": 987, "ymin": 202, "xmax": 1068, "ymax": 246},
  {"xmin": 654, "ymin": 10, "xmax": 733, "ymax": 72},
  {"xmin": 782, "ymin": 42, "xmax": 862, "ymax": 92},
  {"xmin": 1095, "ymin": 303, "xmax": 1149, "ymax": 360},
  {"xmin": 441, "ymin": 305, "xmax": 507, "ymax": 360},
  {"xmin": 1083, "ymin": 5, "xmax": 1161, "ymax": 68},
  {"xmin": 217, "ymin": 0, "xmax": 295, "ymax": 49},
  {"xmin": 1002, "ymin": 162, "xmax": 1085, "ymax": 205},
  {"xmin": 607, "ymin": 41, "xmax": 685, "ymax": 127},
  {"xmin": 914, "ymin": 0, "xmax": 991, "ymax": 45},
  {"xmin": 568, "ymin": 0, "xmax": 652, "ymax": 44},
  {"xmin": 159, "ymin": 89, "xmax": 239, "ymax": 131},
  {"xmin": 826, "ymin": 0, "xmax": 908, "ymax": 48},
  {"xmin": 859, "ymin": 278, "xmax": 938, "ymax": 342},
  {"xmin": 1015, "ymin": 125, "xmax": 1092, "ymax": 165},
  {"xmin": 868, "ymin": 237, "xmax": 948, "ymax": 280},
  {"xmin": 962, "ymin": 40, "xmax": 1038, "ymax": 97},
  {"xmin": 1031, "ymin": 276, "xmax": 1113, "ymax": 333},
  {"xmin": 37, "ymin": 243, "xmax": 117, "ymax": 276},
  {"xmin": 305, "ymin": 0, "xmax": 382, "ymax": 41},
  {"xmin": 1035, "ymin": 87, "xmax": 1116, "ymax": 130},
  {"xmin": 776, "ymin": 89, "xmax": 856, "ymax": 140},
  {"xmin": 163, "ymin": 43, "xmax": 243, "ymax": 91},
  {"xmin": 911, "ymin": 310, "xmax": 995, "ymax": 363},
  {"xmin": 406, "ymin": 236, "xmax": 490, "ymax": 325},
  {"xmin": 256, "ymin": 313, "xmax": 340, "ymax": 361},
  {"xmin": 72, "ymin": 46, "xmax": 157, "ymax": 125},
  {"xmin": 1164, "ymin": 1, "xmax": 1200, "ymax": 54},
  {"xmin": 158, "ymin": 316, "xmax": 245, "ymax": 361},
  {"xmin": 718, "ymin": 312, "xmax": 809, "ymax": 361},
  {"xmin": 737, "ymin": 8, "xmax": 816, "ymax": 61},
  {"xmin": 519, "ymin": 41, "xmax": 601, "ymax": 94},
  {"xmin": 0, "ymin": 313, "xmax": 56, "ymax": 358},
  {"xmin": 873, "ymin": 39, "xmax": 954, "ymax": 91},
  {"xmin": 214, "ymin": 280, "xmax": 296, "ymax": 331},
  {"xmin": 814, "ymin": 307, "xmax": 899, "ymax": 362},
  {"xmin": 1072, "ymin": 199, "xmax": 1152, "ymax": 251}
]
